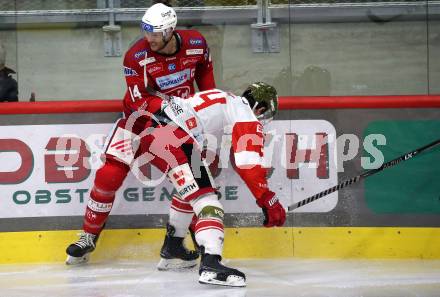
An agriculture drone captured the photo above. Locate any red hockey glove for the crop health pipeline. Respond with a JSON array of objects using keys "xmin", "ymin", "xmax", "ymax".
[{"xmin": 256, "ymin": 191, "xmax": 286, "ymax": 227}]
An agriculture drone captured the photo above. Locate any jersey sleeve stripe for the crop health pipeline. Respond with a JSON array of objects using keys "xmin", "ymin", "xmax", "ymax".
[{"xmin": 233, "ymin": 151, "xmax": 264, "ymax": 166}]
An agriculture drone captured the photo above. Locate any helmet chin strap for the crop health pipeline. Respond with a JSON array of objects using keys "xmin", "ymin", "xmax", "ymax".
[{"xmin": 251, "ymin": 101, "xmax": 259, "ymax": 112}]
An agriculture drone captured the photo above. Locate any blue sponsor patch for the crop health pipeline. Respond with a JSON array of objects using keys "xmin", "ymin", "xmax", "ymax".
[
  {"xmin": 189, "ymin": 38, "xmax": 203, "ymax": 46},
  {"xmin": 134, "ymin": 50, "xmax": 147, "ymax": 59},
  {"xmin": 156, "ymin": 69, "xmax": 191, "ymax": 90},
  {"xmin": 141, "ymin": 22, "xmax": 154, "ymax": 32},
  {"xmin": 168, "ymin": 63, "xmax": 176, "ymax": 71},
  {"xmin": 124, "ymin": 67, "xmax": 138, "ymax": 76}
]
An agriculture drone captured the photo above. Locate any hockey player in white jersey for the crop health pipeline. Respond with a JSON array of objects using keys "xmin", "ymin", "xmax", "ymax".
[{"xmin": 157, "ymin": 82, "xmax": 286, "ymax": 287}]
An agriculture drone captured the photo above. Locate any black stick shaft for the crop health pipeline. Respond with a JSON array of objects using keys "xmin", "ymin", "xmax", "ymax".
[
  {"xmin": 146, "ymin": 85, "xmax": 172, "ymax": 102},
  {"xmin": 287, "ymin": 138, "xmax": 440, "ymax": 211}
]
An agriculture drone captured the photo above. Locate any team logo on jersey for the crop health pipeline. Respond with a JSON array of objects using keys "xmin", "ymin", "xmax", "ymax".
[
  {"xmin": 185, "ymin": 117, "xmax": 197, "ymax": 130},
  {"xmin": 147, "ymin": 63, "xmax": 163, "ymax": 75},
  {"xmin": 181, "ymin": 57, "xmax": 199, "ymax": 68},
  {"xmin": 139, "ymin": 57, "xmax": 156, "ymax": 66},
  {"xmin": 167, "ymin": 86, "xmax": 191, "ymax": 99},
  {"xmin": 124, "ymin": 67, "xmax": 138, "ymax": 76},
  {"xmin": 189, "ymin": 38, "xmax": 203, "ymax": 46},
  {"xmin": 168, "ymin": 63, "xmax": 176, "ymax": 71},
  {"xmin": 134, "ymin": 50, "xmax": 147, "ymax": 59},
  {"xmin": 156, "ymin": 69, "xmax": 191, "ymax": 90},
  {"xmin": 186, "ymin": 49, "xmax": 204, "ymax": 55}
]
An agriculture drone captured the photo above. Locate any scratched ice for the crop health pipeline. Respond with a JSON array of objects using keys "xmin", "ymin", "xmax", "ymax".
[{"xmin": 1, "ymin": 259, "xmax": 440, "ymax": 297}]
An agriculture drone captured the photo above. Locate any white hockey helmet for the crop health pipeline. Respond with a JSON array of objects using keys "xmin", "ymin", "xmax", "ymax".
[{"xmin": 141, "ymin": 3, "xmax": 177, "ymax": 35}]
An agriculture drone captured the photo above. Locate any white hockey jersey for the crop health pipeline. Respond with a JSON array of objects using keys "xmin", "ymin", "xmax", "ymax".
[{"xmin": 164, "ymin": 89, "xmax": 271, "ymax": 201}]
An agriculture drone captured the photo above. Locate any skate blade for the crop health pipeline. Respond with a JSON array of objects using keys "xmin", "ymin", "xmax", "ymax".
[
  {"xmin": 199, "ymin": 271, "xmax": 246, "ymax": 287},
  {"xmin": 157, "ymin": 258, "xmax": 197, "ymax": 271},
  {"xmin": 65, "ymin": 254, "xmax": 90, "ymax": 265}
]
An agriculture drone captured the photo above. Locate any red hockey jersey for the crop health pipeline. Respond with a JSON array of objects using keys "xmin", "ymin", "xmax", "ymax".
[{"xmin": 122, "ymin": 29, "xmax": 215, "ymax": 117}]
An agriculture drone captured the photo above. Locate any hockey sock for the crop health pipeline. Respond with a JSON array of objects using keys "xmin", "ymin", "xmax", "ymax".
[
  {"xmin": 169, "ymin": 194, "xmax": 194, "ymax": 237},
  {"xmin": 191, "ymin": 194, "xmax": 224, "ymax": 256},
  {"xmin": 83, "ymin": 158, "xmax": 129, "ymax": 234}
]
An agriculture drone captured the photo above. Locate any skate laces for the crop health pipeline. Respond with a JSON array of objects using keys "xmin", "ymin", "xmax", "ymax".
[{"xmin": 74, "ymin": 233, "xmax": 96, "ymax": 249}]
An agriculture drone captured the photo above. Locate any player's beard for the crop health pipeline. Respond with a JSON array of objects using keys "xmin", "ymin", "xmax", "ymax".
[{"xmin": 154, "ymin": 34, "xmax": 174, "ymax": 53}]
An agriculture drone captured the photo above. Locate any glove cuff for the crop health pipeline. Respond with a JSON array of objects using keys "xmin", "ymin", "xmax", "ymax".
[{"xmin": 256, "ymin": 191, "xmax": 276, "ymax": 208}]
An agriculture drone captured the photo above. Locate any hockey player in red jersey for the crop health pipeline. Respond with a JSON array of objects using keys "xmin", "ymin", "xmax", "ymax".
[
  {"xmin": 149, "ymin": 82, "xmax": 286, "ymax": 287},
  {"xmin": 66, "ymin": 3, "xmax": 215, "ymax": 268}
]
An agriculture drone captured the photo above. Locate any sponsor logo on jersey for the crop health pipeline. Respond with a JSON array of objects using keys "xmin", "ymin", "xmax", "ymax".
[
  {"xmin": 185, "ymin": 117, "xmax": 197, "ymax": 130},
  {"xmin": 189, "ymin": 38, "xmax": 203, "ymax": 46},
  {"xmin": 168, "ymin": 63, "xmax": 176, "ymax": 71},
  {"xmin": 134, "ymin": 50, "xmax": 147, "ymax": 59},
  {"xmin": 139, "ymin": 57, "xmax": 156, "ymax": 66},
  {"xmin": 147, "ymin": 63, "xmax": 163, "ymax": 75},
  {"xmin": 181, "ymin": 57, "xmax": 199, "ymax": 68},
  {"xmin": 170, "ymin": 101, "xmax": 183, "ymax": 115},
  {"xmin": 155, "ymin": 69, "xmax": 191, "ymax": 90},
  {"xmin": 166, "ymin": 57, "xmax": 176, "ymax": 61},
  {"xmin": 186, "ymin": 49, "xmax": 204, "ymax": 56},
  {"xmin": 124, "ymin": 67, "xmax": 138, "ymax": 76}
]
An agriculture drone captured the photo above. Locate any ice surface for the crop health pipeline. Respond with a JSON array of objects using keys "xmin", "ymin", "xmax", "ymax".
[{"xmin": 1, "ymin": 259, "xmax": 440, "ymax": 297}]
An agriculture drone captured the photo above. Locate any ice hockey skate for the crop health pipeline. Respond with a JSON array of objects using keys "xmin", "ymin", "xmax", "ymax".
[
  {"xmin": 198, "ymin": 248, "xmax": 246, "ymax": 287},
  {"xmin": 65, "ymin": 232, "xmax": 98, "ymax": 265},
  {"xmin": 157, "ymin": 223, "xmax": 199, "ymax": 271}
]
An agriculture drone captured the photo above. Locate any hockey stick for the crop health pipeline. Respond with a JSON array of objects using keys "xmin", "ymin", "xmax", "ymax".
[
  {"xmin": 146, "ymin": 84, "xmax": 172, "ymax": 103},
  {"xmin": 287, "ymin": 138, "xmax": 440, "ymax": 211}
]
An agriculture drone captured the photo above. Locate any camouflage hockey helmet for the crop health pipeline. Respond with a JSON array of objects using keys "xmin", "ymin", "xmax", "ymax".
[{"xmin": 242, "ymin": 82, "xmax": 278, "ymax": 121}]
